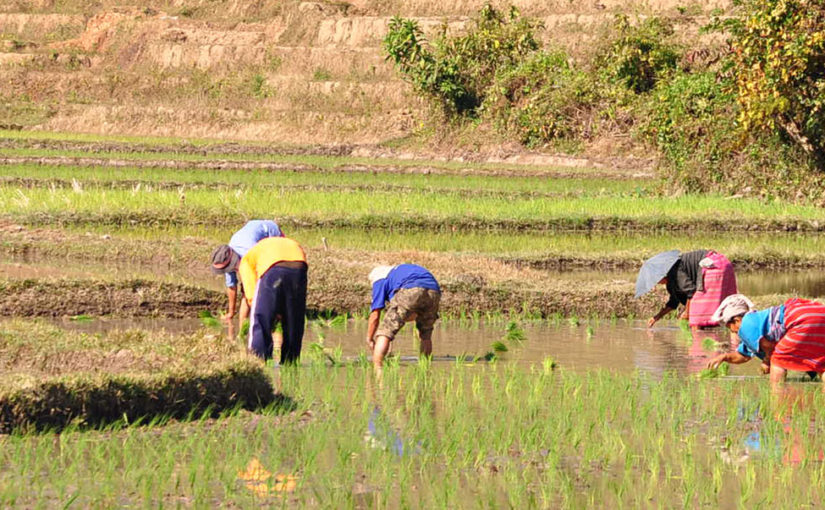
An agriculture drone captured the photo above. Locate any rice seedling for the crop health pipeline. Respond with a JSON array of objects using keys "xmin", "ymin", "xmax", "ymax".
[
  {"xmin": 0, "ymin": 162, "xmax": 645, "ymax": 197},
  {"xmin": 198, "ymin": 310, "xmax": 221, "ymax": 329},
  {"xmin": 3, "ymin": 185, "xmax": 825, "ymax": 233},
  {"xmin": 698, "ymin": 362, "xmax": 730, "ymax": 379},
  {"xmin": 503, "ymin": 320, "xmax": 526, "ymax": 343},
  {"xmin": 702, "ymin": 337, "xmax": 721, "ymax": 351},
  {"xmin": 542, "ymin": 356, "xmax": 558, "ymax": 373}
]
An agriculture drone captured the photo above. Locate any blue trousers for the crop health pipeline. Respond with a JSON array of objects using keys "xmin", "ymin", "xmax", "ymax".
[{"xmin": 248, "ymin": 263, "xmax": 307, "ymax": 364}]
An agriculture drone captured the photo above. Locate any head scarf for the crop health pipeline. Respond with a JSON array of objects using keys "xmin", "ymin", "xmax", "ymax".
[
  {"xmin": 711, "ymin": 294, "xmax": 756, "ymax": 325},
  {"xmin": 368, "ymin": 265, "xmax": 395, "ymax": 285}
]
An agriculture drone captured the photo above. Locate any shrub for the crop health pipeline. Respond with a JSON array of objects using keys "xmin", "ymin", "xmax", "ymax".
[
  {"xmin": 485, "ymin": 50, "xmax": 596, "ymax": 146},
  {"xmin": 639, "ymin": 71, "xmax": 737, "ymax": 190},
  {"xmin": 726, "ymin": 0, "xmax": 825, "ymax": 163},
  {"xmin": 383, "ymin": 4, "xmax": 541, "ymax": 116},
  {"xmin": 595, "ymin": 15, "xmax": 681, "ymax": 94}
]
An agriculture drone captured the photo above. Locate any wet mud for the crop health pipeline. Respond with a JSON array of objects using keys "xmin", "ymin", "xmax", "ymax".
[{"xmin": 0, "ymin": 276, "xmax": 660, "ymax": 319}]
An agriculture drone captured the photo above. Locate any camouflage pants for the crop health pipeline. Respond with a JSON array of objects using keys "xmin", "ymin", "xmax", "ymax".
[{"xmin": 376, "ymin": 287, "xmax": 441, "ymax": 341}]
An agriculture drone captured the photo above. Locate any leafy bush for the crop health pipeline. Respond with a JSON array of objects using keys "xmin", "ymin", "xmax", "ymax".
[
  {"xmin": 384, "ymin": 4, "xmax": 541, "ymax": 116},
  {"xmin": 639, "ymin": 71, "xmax": 737, "ymax": 190},
  {"xmin": 485, "ymin": 50, "xmax": 597, "ymax": 145},
  {"xmin": 595, "ymin": 15, "xmax": 681, "ymax": 94},
  {"xmin": 726, "ymin": 0, "xmax": 825, "ymax": 163}
]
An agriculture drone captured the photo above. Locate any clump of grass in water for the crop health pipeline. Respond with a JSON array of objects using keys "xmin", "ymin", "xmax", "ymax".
[
  {"xmin": 698, "ymin": 362, "xmax": 730, "ymax": 379},
  {"xmin": 491, "ymin": 341, "xmax": 508, "ymax": 354},
  {"xmin": 327, "ymin": 315, "xmax": 347, "ymax": 329},
  {"xmin": 69, "ymin": 314, "xmax": 93, "ymax": 322},
  {"xmin": 308, "ymin": 341, "xmax": 342, "ymax": 366},
  {"xmin": 503, "ymin": 320, "xmax": 525, "ymax": 343},
  {"xmin": 198, "ymin": 310, "xmax": 220, "ymax": 329}
]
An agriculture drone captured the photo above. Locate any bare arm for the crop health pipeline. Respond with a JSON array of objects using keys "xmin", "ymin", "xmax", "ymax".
[
  {"xmin": 680, "ymin": 299, "xmax": 691, "ymax": 320},
  {"xmin": 238, "ymin": 298, "xmax": 249, "ymax": 322},
  {"xmin": 648, "ymin": 306, "xmax": 675, "ymax": 328},
  {"xmin": 222, "ymin": 286, "xmax": 238, "ymax": 321},
  {"xmin": 366, "ymin": 309, "xmax": 381, "ymax": 350},
  {"xmin": 707, "ymin": 351, "xmax": 751, "ymax": 369}
]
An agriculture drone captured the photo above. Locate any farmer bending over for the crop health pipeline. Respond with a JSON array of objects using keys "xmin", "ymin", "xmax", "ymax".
[
  {"xmin": 707, "ymin": 294, "xmax": 825, "ymax": 384},
  {"xmin": 366, "ymin": 264, "xmax": 441, "ymax": 367},
  {"xmin": 238, "ymin": 237, "xmax": 307, "ymax": 364},
  {"xmin": 210, "ymin": 219, "xmax": 284, "ymax": 323}
]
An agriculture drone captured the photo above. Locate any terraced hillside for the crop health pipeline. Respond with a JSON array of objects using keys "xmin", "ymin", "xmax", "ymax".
[{"xmin": 1, "ymin": 0, "xmax": 730, "ymax": 147}]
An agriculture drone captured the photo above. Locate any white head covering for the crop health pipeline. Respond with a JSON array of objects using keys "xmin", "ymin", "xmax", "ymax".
[
  {"xmin": 368, "ymin": 265, "xmax": 395, "ymax": 285},
  {"xmin": 711, "ymin": 294, "xmax": 756, "ymax": 324}
]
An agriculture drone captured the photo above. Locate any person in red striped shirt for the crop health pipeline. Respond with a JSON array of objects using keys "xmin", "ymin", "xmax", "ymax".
[{"xmin": 707, "ymin": 294, "xmax": 825, "ymax": 384}]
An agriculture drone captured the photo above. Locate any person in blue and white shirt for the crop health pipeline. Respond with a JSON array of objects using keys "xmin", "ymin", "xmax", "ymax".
[{"xmin": 210, "ymin": 220, "xmax": 284, "ymax": 323}]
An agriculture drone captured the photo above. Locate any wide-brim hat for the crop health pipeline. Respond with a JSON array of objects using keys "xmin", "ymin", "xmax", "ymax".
[{"xmin": 211, "ymin": 245, "xmax": 240, "ymax": 274}]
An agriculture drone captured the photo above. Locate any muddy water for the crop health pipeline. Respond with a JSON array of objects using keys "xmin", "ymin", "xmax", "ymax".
[
  {"xmin": 320, "ymin": 320, "xmax": 766, "ymax": 376},
  {"xmin": 52, "ymin": 317, "xmax": 763, "ymax": 377}
]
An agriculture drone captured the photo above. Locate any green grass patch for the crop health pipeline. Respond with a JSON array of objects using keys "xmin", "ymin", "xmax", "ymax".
[
  {"xmin": 46, "ymin": 224, "xmax": 825, "ymax": 267},
  {"xmin": 0, "ymin": 162, "xmax": 648, "ymax": 196},
  {"xmin": 2, "ymin": 186, "xmax": 824, "ymax": 232}
]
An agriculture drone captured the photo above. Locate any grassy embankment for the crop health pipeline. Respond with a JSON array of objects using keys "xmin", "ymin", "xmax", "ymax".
[
  {"xmin": 0, "ymin": 320, "xmax": 277, "ymax": 433},
  {"xmin": 4, "ymin": 181, "xmax": 825, "ymax": 232},
  {"xmin": 2, "ymin": 358, "xmax": 825, "ymax": 506}
]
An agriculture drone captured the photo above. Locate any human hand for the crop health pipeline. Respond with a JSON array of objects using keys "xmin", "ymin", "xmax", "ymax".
[
  {"xmin": 707, "ymin": 354, "xmax": 725, "ymax": 370},
  {"xmin": 679, "ymin": 310, "xmax": 689, "ymax": 320},
  {"xmin": 647, "ymin": 317, "xmax": 657, "ymax": 328},
  {"xmin": 221, "ymin": 310, "xmax": 235, "ymax": 323},
  {"xmin": 760, "ymin": 362, "xmax": 770, "ymax": 374},
  {"xmin": 366, "ymin": 337, "xmax": 375, "ymax": 352}
]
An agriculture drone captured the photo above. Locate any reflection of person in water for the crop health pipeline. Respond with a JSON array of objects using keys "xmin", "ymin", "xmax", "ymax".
[
  {"xmin": 687, "ymin": 328, "xmax": 725, "ymax": 375},
  {"xmin": 707, "ymin": 294, "xmax": 825, "ymax": 384}
]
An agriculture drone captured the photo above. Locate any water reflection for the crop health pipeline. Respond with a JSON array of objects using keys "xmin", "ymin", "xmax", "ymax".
[
  {"xmin": 51, "ymin": 316, "xmax": 768, "ymax": 376},
  {"xmin": 735, "ymin": 386, "xmax": 825, "ymax": 465}
]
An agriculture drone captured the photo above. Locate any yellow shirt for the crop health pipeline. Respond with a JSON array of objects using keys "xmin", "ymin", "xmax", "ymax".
[{"xmin": 238, "ymin": 237, "xmax": 307, "ymax": 304}]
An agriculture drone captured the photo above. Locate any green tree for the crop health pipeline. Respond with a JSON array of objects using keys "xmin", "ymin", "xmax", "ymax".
[{"xmin": 383, "ymin": 4, "xmax": 541, "ymax": 116}]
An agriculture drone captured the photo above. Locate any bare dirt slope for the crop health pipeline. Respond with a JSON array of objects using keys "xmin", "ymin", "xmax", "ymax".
[{"xmin": 0, "ymin": 0, "xmax": 731, "ymax": 153}]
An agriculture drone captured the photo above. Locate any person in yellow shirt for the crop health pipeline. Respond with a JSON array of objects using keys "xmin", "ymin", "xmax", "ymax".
[{"xmin": 237, "ymin": 237, "xmax": 308, "ymax": 364}]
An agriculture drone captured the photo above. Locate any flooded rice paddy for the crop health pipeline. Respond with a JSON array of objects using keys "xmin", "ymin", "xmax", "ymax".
[{"xmin": 56, "ymin": 317, "xmax": 760, "ymax": 376}]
